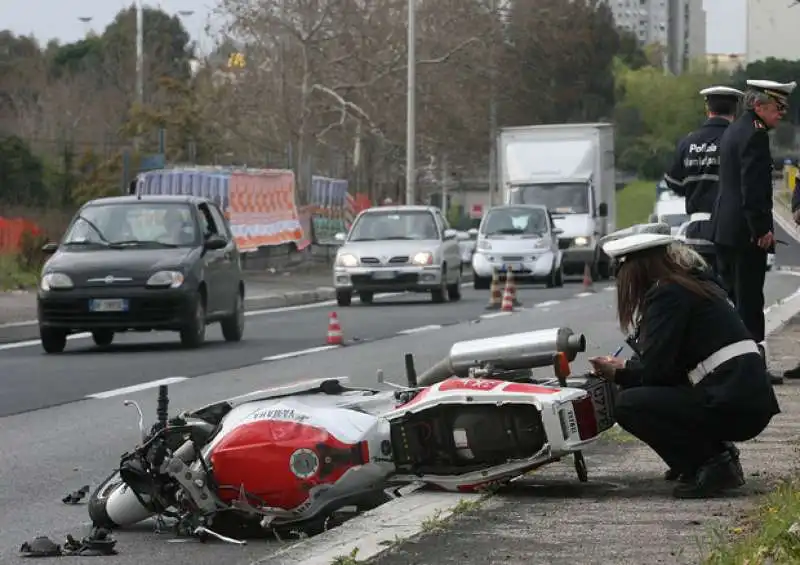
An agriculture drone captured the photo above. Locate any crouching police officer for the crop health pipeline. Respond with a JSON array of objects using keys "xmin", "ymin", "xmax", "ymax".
[
  {"xmin": 664, "ymin": 85, "xmax": 744, "ymax": 242},
  {"xmin": 589, "ymin": 232, "xmax": 780, "ymax": 499}
]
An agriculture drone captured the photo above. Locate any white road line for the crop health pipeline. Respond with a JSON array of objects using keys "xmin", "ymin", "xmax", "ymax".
[
  {"xmin": 773, "ymin": 209, "xmax": 800, "ymax": 244},
  {"xmin": 480, "ymin": 311, "xmax": 512, "ymax": 319},
  {"xmin": 262, "ymin": 345, "xmax": 341, "ymax": 362},
  {"xmin": 575, "ymin": 291, "xmax": 595, "ymax": 297},
  {"xmin": 535, "ymin": 300, "xmax": 561, "ymax": 308},
  {"xmin": 604, "ymin": 286, "xmax": 616, "ymax": 292},
  {"xmin": 86, "ymin": 376, "xmax": 189, "ymax": 399},
  {"xmin": 0, "ymin": 331, "xmax": 91, "ymax": 352},
  {"xmin": 397, "ymin": 324, "xmax": 442, "ymax": 335}
]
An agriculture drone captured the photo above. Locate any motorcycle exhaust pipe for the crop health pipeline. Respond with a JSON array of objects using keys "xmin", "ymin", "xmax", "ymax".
[{"xmin": 417, "ymin": 327, "xmax": 586, "ymax": 387}]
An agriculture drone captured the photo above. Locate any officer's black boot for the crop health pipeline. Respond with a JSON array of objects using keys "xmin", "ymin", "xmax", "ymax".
[
  {"xmin": 723, "ymin": 441, "xmax": 744, "ymax": 483},
  {"xmin": 672, "ymin": 451, "xmax": 745, "ymax": 499},
  {"xmin": 783, "ymin": 362, "xmax": 800, "ymax": 380},
  {"xmin": 664, "ymin": 467, "xmax": 696, "ymax": 484}
]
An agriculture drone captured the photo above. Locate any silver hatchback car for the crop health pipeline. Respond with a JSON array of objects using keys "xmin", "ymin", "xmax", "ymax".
[{"xmin": 332, "ymin": 205, "xmax": 463, "ymax": 306}]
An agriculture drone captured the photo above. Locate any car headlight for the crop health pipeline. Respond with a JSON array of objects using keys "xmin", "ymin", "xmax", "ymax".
[
  {"xmin": 573, "ymin": 236, "xmax": 589, "ymax": 247},
  {"xmin": 477, "ymin": 240, "xmax": 491, "ymax": 250},
  {"xmin": 532, "ymin": 239, "xmax": 548, "ymax": 249},
  {"xmin": 336, "ymin": 253, "xmax": 359, "ymax": 267},
  {"xmin": 411, "ymin": 252, "xmax": 433, "ymax": 265},
  {"xmin": 40, "ymin": 272, "xmax": 74, "ymax": 291},
  {"xmin": 146, "ymin": 270, "xmax": 185, "ymax": 288}
]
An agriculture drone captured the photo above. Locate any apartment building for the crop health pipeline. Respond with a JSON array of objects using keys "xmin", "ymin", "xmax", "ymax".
[
  {"xmin": 608, "ymin": 0, "xmax": 706, "ymax": 74},
  {"xmin": 746, "ymin": 0, "xmax": 800, "ymax": 64}
]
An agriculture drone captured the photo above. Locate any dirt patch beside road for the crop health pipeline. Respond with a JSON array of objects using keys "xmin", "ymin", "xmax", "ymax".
[{"xmin": 366, "ymin": 318, "xmax": 800, "ymax": 565}]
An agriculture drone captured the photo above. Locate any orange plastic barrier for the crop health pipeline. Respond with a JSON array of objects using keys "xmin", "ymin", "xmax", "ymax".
[{"xmin": 0, "ymin": 217, "xmax": 42, "ymax": 254}]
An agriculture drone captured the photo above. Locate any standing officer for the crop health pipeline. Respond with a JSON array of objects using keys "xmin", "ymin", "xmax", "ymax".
[
  {"xmin": 665, "ymin": 86, "xmax": 744, "ymax": 242},
  {"xmin": 711, "ymin": 79, "xmax": 796, "ymax": 386}
]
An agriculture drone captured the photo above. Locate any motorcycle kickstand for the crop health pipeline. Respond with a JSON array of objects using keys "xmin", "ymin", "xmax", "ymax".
[{"xmin": 193, "ymin": 526, "xmax": 247, "ymax": 546}]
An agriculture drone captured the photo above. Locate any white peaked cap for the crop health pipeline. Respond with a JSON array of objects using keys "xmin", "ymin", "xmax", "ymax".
[
  {"xmin": 602, "ymin": 233, "xmax": 675, "ymax": 263},
  {"xmin": 746, "ymin": 80, "xmax": 797, "ymax": 101},
  {"xmin": 699, "ymin": 85, "xmax": 744, "ymax": 97},
  {"xmin": 599, "ymin": 222, "xmax": 672, "ymax": 247}
]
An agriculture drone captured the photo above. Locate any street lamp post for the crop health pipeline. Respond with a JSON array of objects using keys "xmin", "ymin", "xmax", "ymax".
[
  {"xmin": 405, "ymin": 0, "xmax": 416, "ymax": 205},
  {"xmin": 135, "ymin": 0, "xmax": 143, "ymax": 108}
]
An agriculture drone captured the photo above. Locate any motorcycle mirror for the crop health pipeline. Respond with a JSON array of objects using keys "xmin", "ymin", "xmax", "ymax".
[
  {"xmin": 123, "ymin": 400, "xmax": 148, "ymax": 443},
  {"xmin": 376, "ymin": 369, "xmax": 409, "ymax": 390}
]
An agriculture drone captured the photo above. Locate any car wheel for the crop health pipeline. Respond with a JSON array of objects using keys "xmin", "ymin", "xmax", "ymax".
[
  {"xmin": 447, "ymin": 269, "xmax": 462, "ymax": 301},
  {"xmin": 92, "ymin": 330, "xmax": 114, "ymax": 347},
  {"xmin": 40, "ymin": 327, "xmax": 67, "ymax": 354},
  {"xmin": 180, "ymin": 295, "xmax": 206, "ymax": 349},
  {"xmin": 555, "ymin": 263, "xmax": 564, "ymax": 287},
  {"xmin": 473, "ymin": 271, "xmax": 490, "ymax": 290},
  {"xmin": 431, "ymin": 267, "xmax": 448, "ymax": 303},
  {"xmin": 336, "ymin": 290, "xmax": 352, "ymax": 307},
  {"xmin": 221, "ymin": 290, "xmax": 245, "ymax": 342},
  {"xmin": 359, "ymin": 291, "xmax": 374, "ymax": 304}
]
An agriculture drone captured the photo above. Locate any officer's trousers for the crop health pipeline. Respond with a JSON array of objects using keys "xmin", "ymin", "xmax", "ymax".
[
  {"xmin": 615, "ymin": 386, "xmax": 770, "ymax": 472},
  {"xmin": 715, "ymin": 244, "xmax": 767, "ymax": 342}
]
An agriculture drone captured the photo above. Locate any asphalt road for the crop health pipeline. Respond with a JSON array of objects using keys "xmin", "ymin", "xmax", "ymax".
[{"xmin": 0, "ymin": 267, "xmax": 799, "ymax": 565}]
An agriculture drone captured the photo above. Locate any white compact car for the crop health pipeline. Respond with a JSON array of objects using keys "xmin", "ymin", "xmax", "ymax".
[{"xmin": 472, "ymin": 204, "xmax": 564, "ymax": 289}]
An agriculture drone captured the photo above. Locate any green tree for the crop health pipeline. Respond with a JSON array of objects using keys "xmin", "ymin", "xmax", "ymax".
[{"xmin": 0, "ymin": 135, "xmax": 47, "ymax": 206}]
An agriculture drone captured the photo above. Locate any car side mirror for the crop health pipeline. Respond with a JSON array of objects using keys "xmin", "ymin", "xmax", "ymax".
[
  {"xmin": 467, "ymin": 228, "xmax": 479, "ymax": 237},
  {"xmin": 41, "ymin": 242, "xmax": 59, "ymax": 254},
  {"xmin": 443, "ymin": 229, "xmax": 458, "ymax": 240},
  {"xmin": 455, "ymin": 231, "xmax": 470, "ymax": 241},
  {"xmin": 204, "ymin": 235, "xmax": 227, "ymax": 250},
  {"xmin": 648, "ymin": 213, "xmax": 658, "ymax": 223},
  {"xmin": 334, "ymin": 232, "xmax": 346, "ymax": 242},
  {"xmin": 552, "ymin": 227, "xmax": 564, "ymax": 236},
  {"xmin": 598, "ymin": 203, "xmax": 608, "ymax": 217}
]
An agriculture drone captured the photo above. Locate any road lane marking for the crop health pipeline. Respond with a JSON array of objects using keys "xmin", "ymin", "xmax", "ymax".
[
  {"xmin": 262, "ymin": 345, "xmax": 341, "ymax": 361},
  {"xmin": 0, "ymin": 332, "xmax": 91, "ymax": 352},
  {"xmin": 397, "ymin": 325, "xmax": 443, "ymax": 335},
  {"xmin": 575, "ymin": 292, "xmax": 595, "ymax": 297},
  {"xmin": 480, "ymin": 311, "xmax": 512, "ymax": 319},
  {"xmin": 86, "ymin": 376, "xmax": 189, "ymax": 399},
  {"xmin": 535, "ymin": 300, "xmax": 561, "ymax": 307}
]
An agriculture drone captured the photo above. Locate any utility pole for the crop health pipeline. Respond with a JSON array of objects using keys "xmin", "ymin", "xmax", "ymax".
[
  {"xmin": 134, "ymin": 0, "xmax": 144, "ymax": 151},
  {"xmin": 488, "ymin": 0, "xmax": 498, "ymax": 206},
  {"xmin": 405, "ymin": 0, "xmax": 416, "ymax": 205},
  {"xmin": 441, "ymin": 154, "xmax": 449, "ymax": 214}
]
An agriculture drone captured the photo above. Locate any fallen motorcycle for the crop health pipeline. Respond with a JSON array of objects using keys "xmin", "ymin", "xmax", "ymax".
[{"xmin": 88, "ymin": 326, "xmax": 618, "ymax": 541}]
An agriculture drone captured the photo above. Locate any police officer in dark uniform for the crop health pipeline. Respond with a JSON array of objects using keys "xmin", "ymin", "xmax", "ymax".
[
  {"xmin": 711, "ymin": 79, "xmax": 796, "ymax": 386},
  {"xmin": 665, "ymin": 86, "xmax": 744, "ymax": 242}
]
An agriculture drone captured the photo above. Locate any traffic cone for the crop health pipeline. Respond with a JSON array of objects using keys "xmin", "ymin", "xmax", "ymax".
[
  {"xmin": 326, "ymin": 312, "xmax": 343, "ymax": 345},
  {"xmin": 485, "ymin": 269, "xmax": 503, "ymax": 310},
  {"xmin": 501, "ymin": 270, "xmax": 518, "ymax": 312},
  {"xmin": 582, "ymin": 263, "xmax": 595, "ymax": 292}
]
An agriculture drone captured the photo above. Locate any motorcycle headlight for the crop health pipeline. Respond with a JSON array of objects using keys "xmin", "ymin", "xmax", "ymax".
[
  {"xmin": 336, "ymin": 253, "xmax": 358, "ymax": 267},
  {"xmin": 411, "ymin": 251, "xmax": 433, "ymax": 265},
  {"xmin": 573, "ymin": 236, "xmax": 589, "ymax": 247},
  {"xmin": 40, "ymin": 272, "xmax": 74, "ymax": 291},
  {"xmin": 477, "ymin": 240, "xmax": 491, "ymax": 250},
  {"xmin": 146, "ymin": 270, "xmax": 185, "ymax": 288}
]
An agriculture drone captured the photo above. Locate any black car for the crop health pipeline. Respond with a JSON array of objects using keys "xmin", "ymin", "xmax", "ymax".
[{"xmin": 37, "ymin": 195, "xmax": 245, "ymax": 353}]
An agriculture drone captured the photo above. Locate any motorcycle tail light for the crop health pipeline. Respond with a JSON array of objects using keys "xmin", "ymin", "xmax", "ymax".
[
  {"xmin": 572, "ymin": 395, "xmax": 598, "ymax": 440},
  {"xmin": 553, "ymin": 352, "xmax": 571, "ymax": 380}
]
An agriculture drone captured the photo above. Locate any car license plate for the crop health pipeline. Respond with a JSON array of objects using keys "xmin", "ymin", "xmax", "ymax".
[
  {"xmin": 372, "ymin": 271, "xmax": 396, "ymax": 280},
  {"xmin": 503, "ymin": 264, "xmax": 522, "ymax": 273},
  {"xmin": 89, "ymin": 299, "xmax": 129, "ymax": 312}
]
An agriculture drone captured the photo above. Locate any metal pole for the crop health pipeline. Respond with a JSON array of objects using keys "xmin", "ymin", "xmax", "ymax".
[
  {"xmin": 488, "ymin": 0, "xmax": 498, "ymax": 206},
  {"xmin": 135, "ymin": 0, "xmax": 144, "ymax": 107},
  {"xmin": 405, "ymin": 0, "xmax": 416, "ymax": 205},
  {"xmin": 441, "ymin": 154, "xmax": 448, "ymax": 214}
]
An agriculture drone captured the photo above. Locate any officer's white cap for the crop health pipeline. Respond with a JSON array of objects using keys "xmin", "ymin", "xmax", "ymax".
[
  {"xmin": 746, "ymin": 80, "xmax": 797, "ymax": 103},
  {"xmin": 699, "ymin": 86, "xmax": 743, "ymax": 98},
  {"xmin": 599, "ymin": 222, "xmax": 671, "ymax": 247},
  {"xmin": 602, "ymin": 233, "xmax": 674, "ymax": 263}
]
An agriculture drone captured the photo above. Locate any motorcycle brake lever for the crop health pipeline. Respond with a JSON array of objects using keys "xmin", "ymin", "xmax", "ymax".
[{"xmin": 123, "ymin": 400, "xmax": 147, "ymax": 443}]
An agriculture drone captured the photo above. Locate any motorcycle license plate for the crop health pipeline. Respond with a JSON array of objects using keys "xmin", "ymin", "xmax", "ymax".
[
  {"xmin": 89, "ymin": 299, "xmax": 129, "ymax": 312},
  {"xmin": 372, "ymin": 271, "xmax": 396, "ymax": 280},
  {"xmin": 585, "ymin": 378, "xmax": 616, "ymax": 432}
]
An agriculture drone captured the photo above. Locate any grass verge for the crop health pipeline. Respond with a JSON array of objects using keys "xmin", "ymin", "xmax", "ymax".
[
  {"xmin": 703, "ymin": 477, "xmax": 800, "ymax": 564},
  {"xmin": 616, "ymin": 179, "xmax": 657, "ymax": 229},
  {"xmin": 0, "ymin": 254, "xmax": 39, "ymax": 290}
]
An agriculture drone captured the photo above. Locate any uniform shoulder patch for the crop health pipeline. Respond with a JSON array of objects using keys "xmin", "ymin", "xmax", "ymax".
[{"xmin": 754, "ymin": 120, "xmax": 765, "ymax": 130}]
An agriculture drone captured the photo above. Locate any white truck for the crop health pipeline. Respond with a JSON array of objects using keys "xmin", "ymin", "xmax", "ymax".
[{"xmin": 498, "ymin": 123, "xmax": 616, "ymax": 279}]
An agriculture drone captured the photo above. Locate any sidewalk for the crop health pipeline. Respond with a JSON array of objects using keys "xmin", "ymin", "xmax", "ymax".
[{"xmin": 353, "ymin": 317, "xmax": 800, "ymax": 565}]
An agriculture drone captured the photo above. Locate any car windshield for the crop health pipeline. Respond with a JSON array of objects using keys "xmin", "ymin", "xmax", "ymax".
[
  {"xmin": 482, "ymin": 207, "xmax": 549, "ymax": 236},
  {"xmin": 63, "ymin": 202, "xmax": 198, "ymax": 247},
  {"xmin": 661, "ymin": 213, "xmax": 689, "ymax": 228},
  {"xmin": 348, "ymin": 210, "xmax": 439, "ymax": 241},
  {"xmin": 510, "ymin": 183, "xmax": 589, "ymax": 215}
]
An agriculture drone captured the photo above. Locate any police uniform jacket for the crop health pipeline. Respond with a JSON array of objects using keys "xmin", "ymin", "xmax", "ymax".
[
  {"xmin": 665, "ymin": 116, "xmax": 730, "ymax": 215},
  {"xmin": 613, "ymin": 270, "xmax": 780, "ymax": 424},
  {"xmin": 711, "ymin": 109, "xmax": 774, "ymax": 248}
]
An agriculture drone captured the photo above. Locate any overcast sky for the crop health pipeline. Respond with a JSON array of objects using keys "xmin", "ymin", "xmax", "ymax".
[{"xmin": 0, "ymin": 0, "xmax": 746, "ymax": 55}]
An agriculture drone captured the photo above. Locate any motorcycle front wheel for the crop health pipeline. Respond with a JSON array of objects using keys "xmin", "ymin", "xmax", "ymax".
[{"xmin": 88, "ymin": 470, "xmax": 154, "ymax": 529}]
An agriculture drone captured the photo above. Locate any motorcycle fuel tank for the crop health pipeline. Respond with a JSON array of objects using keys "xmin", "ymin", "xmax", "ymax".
[{"xmin": 205, "ymin": 396, "xmax": 386, "ymax": 513}]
